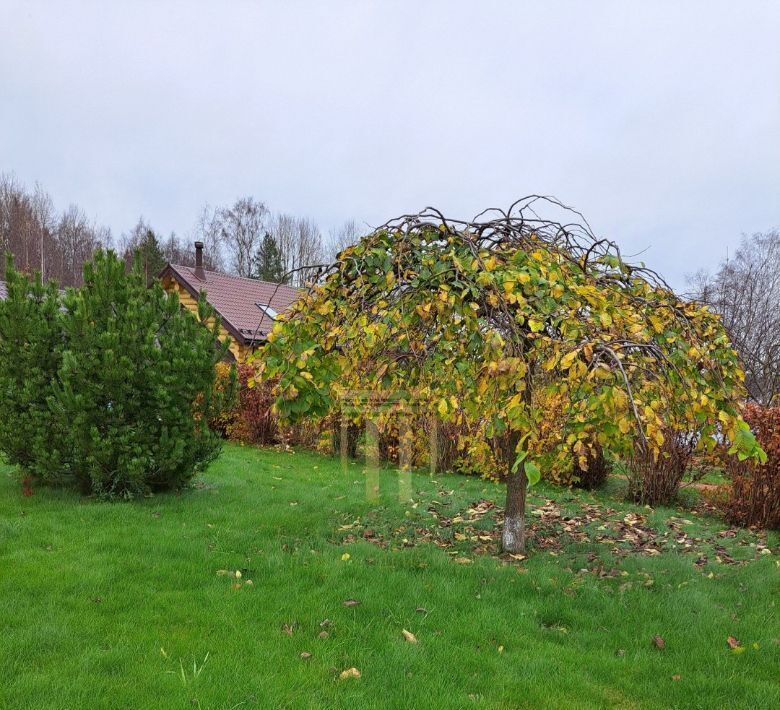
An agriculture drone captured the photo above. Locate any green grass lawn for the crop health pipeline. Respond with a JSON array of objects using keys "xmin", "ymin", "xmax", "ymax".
[{"xmin": 1, "ymin": 445, "xmax": 778, "ymax": 709}]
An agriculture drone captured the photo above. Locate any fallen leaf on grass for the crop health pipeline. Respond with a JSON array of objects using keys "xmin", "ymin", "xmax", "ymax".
[
  {"xmin": 300, "ymin": 652, "xmax": 312, "ymax": 660},
  {"xmin": 671, "ymin": 674, "xmax": 681, "ymax": 681},
  {"xmin": 342, "ymin": 598, "xmax": 361, "ymax": 607},
  {"xmin": 727, "ymin": 635, "xmax": 741, "ymax": 649},
  {"xmin": 402, "ymin": 629, "xmax": 418, "ymax": 644},
  {"xmin": 281, "ymin": 623, "xmax": 294, "ymax": 636},
  {"xmin": 652, "ymin": 635, "xmax": 665, "ymax": 650},
  {"xmin": 339, "ymin": 667, "xmax": 361, "ymax": 680},
  {"xmin": 318, "ymin": 631, "xmax": 330, "ymax": 639},
  {"xmin": 341, "ymin": 553, "xmax": 351, "ymax": 561},
  {"xmin": 453, "ymin": 557, "xmax": 473, "ymax": 565}
]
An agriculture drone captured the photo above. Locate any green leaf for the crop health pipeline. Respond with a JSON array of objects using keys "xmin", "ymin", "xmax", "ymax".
[{"xmin": 524, "ymin": 460, "xmax": 541, "ymax": 487}]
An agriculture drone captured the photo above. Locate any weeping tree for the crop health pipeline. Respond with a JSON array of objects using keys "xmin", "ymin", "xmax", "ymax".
[{"xmin": 255, "ymin": 198, "xmax": 764, "ymax": 553}]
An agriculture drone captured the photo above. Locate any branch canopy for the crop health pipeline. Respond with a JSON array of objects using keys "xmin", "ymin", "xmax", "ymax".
[{"xmin": 255, "ymin": 197, "xmax": 765, "ymax": 474}]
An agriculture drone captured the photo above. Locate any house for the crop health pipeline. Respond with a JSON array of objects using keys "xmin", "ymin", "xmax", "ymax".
[{"xmin": 159, "ymin": 242, "xmax": 301, "ymax": 362}]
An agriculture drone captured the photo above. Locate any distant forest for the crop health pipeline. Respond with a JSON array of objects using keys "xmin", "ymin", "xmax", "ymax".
[{"xmin": 0, "ymin": 173, "xmax": 360, "ymax": 288}]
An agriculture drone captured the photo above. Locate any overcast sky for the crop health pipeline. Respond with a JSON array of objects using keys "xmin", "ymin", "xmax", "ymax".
[{"xmin": 1, "ymin": 0, "xmax": 778, "ymax": 289}]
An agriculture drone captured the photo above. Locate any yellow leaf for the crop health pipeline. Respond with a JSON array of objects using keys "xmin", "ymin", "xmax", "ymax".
[
  {"xmin": 437, "ymin": 398, "xmax": 449, "ymax": 416},
  {"xmin": 649, "ymin": 315, "xmax": 665, "ymax": 333},
  {"xmin": 528, "ymin": 319, "xmax": 544, "ymax": 333},
  {"xmin": 339, "ymin": 667, "xmax": 361, "ymax": 680},
  {"xmin": 402, "ymin": 629, "xmax": 418, "ymax": 644},
  {"xmin": 341, "ymin": 553, "xmax": 351, "ymax": 561},
  {"xmin": 559, "ymin": 350, "xmax": 578, "ymax": 370},
  {"xmin": 618, "ymin": 418, "xmax": 632, "ymax": 435}
]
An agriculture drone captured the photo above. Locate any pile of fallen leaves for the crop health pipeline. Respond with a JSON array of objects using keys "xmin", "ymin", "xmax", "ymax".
[{"xmin": 335, "ymin": 493, "xmax": 773, "ymax": 570}]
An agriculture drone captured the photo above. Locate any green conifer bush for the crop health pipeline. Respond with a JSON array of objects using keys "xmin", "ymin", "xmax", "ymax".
[{"xmin": 0, "ymin": 251, "xmax": 233, "ymax": 498}]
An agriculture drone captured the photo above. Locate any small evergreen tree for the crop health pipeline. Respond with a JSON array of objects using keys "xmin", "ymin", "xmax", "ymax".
[
  {"xmin": 252, "ymin": 232, "xmax": 286, "ymax": 283},
  {"xmin": 125, "ymin": 228, "xmax": 167, "ymax": 286},
  {"xmin": 0, "ymin": 251, "xmax": 234, "ymax": 498}
]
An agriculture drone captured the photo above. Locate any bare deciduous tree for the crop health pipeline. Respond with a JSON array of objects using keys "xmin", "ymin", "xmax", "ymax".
[
  {"xmin": 270, "ymin": 213, "xmax": 325, "ymax": 286},
  {"xmin": 0, "ymin": 173, "xmax": 108, "ymax": 287},
  {"xmin": 689, "ymin": 230, "xmax": 780, "ymax": 405},
  {"xmin": 198, "ymin": 197, "xmax": 268, "ymax": 277},
  {"xmin": 326, "ymin": 219, "xmax": 363, "ymax": 260},
  {"xmin": 55, "ymin": 205, "xmax": 106, "ymax": 287}
]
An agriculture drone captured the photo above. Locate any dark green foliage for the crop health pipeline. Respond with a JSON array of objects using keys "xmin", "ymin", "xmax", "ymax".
[
  {"xmin": 0, "ymin": 259, "xmax": 67, "ymax": 480},
  {"xmin": 253, "ymin": 232, "xmax": 286, "ymax": 283},
  {"xmin": 126, "ymin": 229, "xmax": 167, "ymax": 286},
  {"xmin": 0, "ymin": 251, "xmax": 233, "ymax": 498}
]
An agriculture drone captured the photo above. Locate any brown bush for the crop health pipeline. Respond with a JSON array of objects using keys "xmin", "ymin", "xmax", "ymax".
[
  {"xmin": 721, "ymin": 404, "xmax": 780, "ymax": 529},
  {"xmin": 213, "ymin": 363, "xmax": 279, "ymax": 445},
  {"xmin": 626, "ymin": 430, "xmax": 696, "ymax": 505}
]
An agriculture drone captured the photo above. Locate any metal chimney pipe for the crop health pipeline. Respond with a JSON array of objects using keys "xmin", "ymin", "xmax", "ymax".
[{"xmin": 194, "ymin": 241, "xmax": 205, "ymax": 280}]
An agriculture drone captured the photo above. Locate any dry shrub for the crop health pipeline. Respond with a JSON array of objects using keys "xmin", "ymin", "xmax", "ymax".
[
  {"xmin": 721, "ymin": 404, "xmax": 780, "ymax": 529},
  {"xmin": 214, "ymin": 363, "xmax": 279, "ymax": 445},
  {"xmin": 626, "ymin": 430, "xmax": 696, "ymax": 505}
]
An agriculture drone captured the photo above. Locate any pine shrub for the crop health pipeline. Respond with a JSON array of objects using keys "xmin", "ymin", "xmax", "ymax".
[{"xmin": 0, "ymin": 252, "xmax": 232, "ymax": 498}]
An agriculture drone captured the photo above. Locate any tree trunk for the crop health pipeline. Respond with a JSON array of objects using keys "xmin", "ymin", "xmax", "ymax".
[
  {"xmin": 499, "ymin": 430, "xmax": 526, "ymax": 553},
  {"xmin": 502, "ymin": 468, "xmax": 527, "ymax": 553}
]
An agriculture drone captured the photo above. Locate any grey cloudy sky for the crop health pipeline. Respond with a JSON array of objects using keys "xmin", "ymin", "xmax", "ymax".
[{"xmin": 1, "ymin": 0, "xmax": 778, "ymax": 289}]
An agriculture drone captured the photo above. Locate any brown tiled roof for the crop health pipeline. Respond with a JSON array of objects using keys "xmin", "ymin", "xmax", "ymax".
[{"xmin": 162, "ymin": 264, "xmax": 302, "ymax": 345}]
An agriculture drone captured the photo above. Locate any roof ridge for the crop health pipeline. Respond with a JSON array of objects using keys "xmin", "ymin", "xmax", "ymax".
[{"xmin": 169, "ymin": 263, "xmax": 301, "ymax": 292}]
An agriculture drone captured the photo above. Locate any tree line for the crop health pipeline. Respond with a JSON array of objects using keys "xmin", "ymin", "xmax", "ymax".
[
  {"xmin": 0, "ymin": 173, "xmax": 359, "ymax": 288},
  {"xmin": 2, "ymin": 172, "xmax": 777, "ymax": 404}
]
